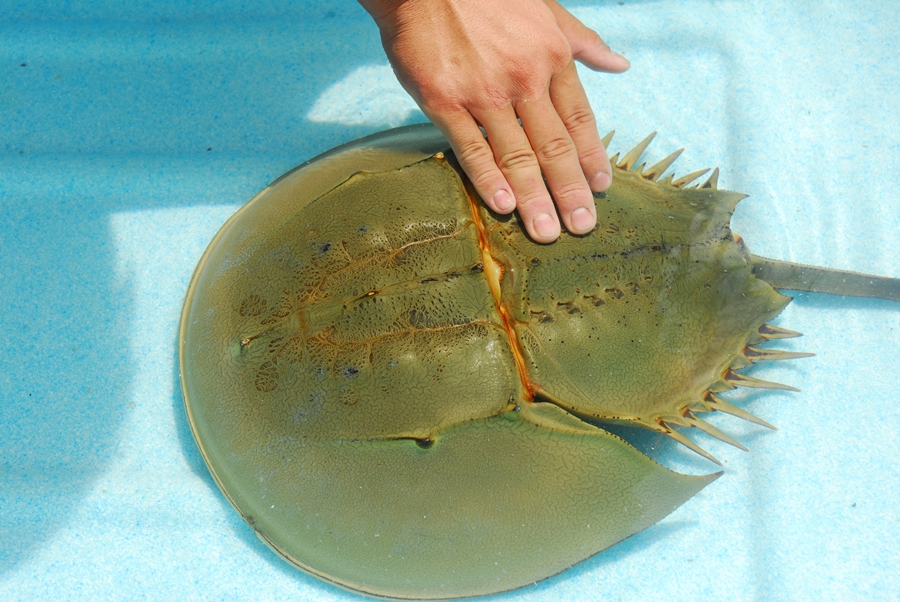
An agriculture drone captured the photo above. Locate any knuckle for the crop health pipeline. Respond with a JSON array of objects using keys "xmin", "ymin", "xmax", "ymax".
[
  {"xmin": 496, "ymin": 148, "xmax": 540, "ymax": 173},
  {"xmin": 548, "ymin": 41, "xmax": 573, "ymax": 72},
  {"xmin": 582, "ymin": 28, "xmax": 605, "ymax": 51},
  {"xmin": 480, "ymin": 92, "xmax": 513, "ymax": 111},
  {"xmin": 456, "ymin": 137, "xmax": 493, "ymax": 165},
  {"xmin": 506, "ymin": 65, "xmax": 547, "ymax": 100},
  {"xmin": 578, "ymin": 147, "xmax": 607, "ymax": 171},
  {"xmin": 550, "ymin": 181, "xmax": 591, "ymax": 206},
  {"xmin": 536, "ymin": 135, "xmax": 578, "ymax": 162},
  {"xmin": 515, "ymin": 78, "xmax": 545, "ymax": 101},
  {"xmin": 418, "ymin": 87, "xmax": 460, "ymax": 114},
  {"xmin": 560, "ymin": 104, "xmax": 596, "ymax": 131},
  {"xmin": 515, "ymin": 190, "xmax": 551, "ymax": 211},
  {"xmin": 454, "ymin": 140, "xmax": 500, "ymax": 188}
]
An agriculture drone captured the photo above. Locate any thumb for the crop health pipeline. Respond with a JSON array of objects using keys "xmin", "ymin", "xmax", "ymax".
[{"xmin": 543, "ymin": 0, "xmax": 631, "ymax": 73}]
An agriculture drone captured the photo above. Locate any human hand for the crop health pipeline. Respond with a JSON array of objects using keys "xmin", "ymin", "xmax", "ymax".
[{"xmin": 359, "ymin": 0, "xmax": 630, "ymax": 243}]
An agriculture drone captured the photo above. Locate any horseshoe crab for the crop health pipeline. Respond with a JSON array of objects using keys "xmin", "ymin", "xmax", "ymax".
[{"xmin": 179, "ymin": 124, "xmax": 899, "ymax": 599}]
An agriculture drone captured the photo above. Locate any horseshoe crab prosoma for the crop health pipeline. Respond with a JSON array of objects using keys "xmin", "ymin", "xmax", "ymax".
[{"xmin": 178, "ymin": 124, "xmax": 900, "ymax": 599}]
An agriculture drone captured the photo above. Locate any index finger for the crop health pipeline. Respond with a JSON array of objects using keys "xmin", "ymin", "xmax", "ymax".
[{"xmin": 424, "ymin": 110, "xmax": 517, "ymax": 215}]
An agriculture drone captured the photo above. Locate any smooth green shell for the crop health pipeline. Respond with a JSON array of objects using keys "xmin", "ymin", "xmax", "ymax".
[{"xmin": 179, "ymin": 124, "xmax": 814, "ymax": 599}]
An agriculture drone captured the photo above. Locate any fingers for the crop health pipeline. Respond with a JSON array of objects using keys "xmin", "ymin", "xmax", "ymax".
[
  {"xmin": 437, "ymin": 106, "xmax": 564, "ymax": 243},
  {"xmin": 429, "ymin": 111, "xmax": 517, "ymax": 216},
  {"xmin": 476, "ymin": 107, "xmax": 561, "ymax": 242},
  {"xmin": 433, "ymin": 63, "xmax": 606, "ymax": 244},
  {"xmin": 543, "ymin": 0, "xmax": 631, "ymax": 73},
  {"xmin": 572, "ymin": 34, "xmax": 631, "ymax": 74},
  {"xmin": 516, "ymin": 93, "xmax": 597, "ymax": 238}
]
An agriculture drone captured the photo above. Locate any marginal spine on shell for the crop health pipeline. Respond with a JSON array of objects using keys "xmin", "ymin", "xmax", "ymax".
[{"xmin": 604, "ymin": 132, "xmax": 815, "ymax": 464}]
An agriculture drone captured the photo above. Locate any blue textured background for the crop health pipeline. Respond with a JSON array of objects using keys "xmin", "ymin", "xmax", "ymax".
[{"xmin": 1, "ymin": 1, "xmax": 898, "ymax": 600}]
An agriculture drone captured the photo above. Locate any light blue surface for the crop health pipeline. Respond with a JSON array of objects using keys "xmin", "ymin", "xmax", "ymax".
[{"xmin": 1, "ymin": 1, "xmax": 898, "ymax": 600}]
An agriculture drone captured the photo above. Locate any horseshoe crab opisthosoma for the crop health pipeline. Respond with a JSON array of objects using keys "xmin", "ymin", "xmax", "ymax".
[{"xmin": 178, "ymin": 124, "xmax": 900, "ymax": 599}]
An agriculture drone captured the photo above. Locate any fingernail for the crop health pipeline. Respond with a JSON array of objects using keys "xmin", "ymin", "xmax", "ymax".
[
  {"xmin": 493, "ymin": 189, "xmax": 514, "ymax": 212},
  {"xmin": 533, "ymin": 213, "xmax": 559, "ymax": 239},
  {"xmin": 612, "ymin": 51, "xmax": 630, "ymax": 66},
  {"xmin": 570, "ymin": 207, "xmax": 596, "ymax": 233},
  {"xmin": 589, "ymin": 170, "xmax": 611, "ymax": 191}
]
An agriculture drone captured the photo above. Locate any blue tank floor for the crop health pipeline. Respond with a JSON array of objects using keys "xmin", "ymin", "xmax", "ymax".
[{"xmin": 1, "ymin": 1, "xmax": 898, "ymax": 600}]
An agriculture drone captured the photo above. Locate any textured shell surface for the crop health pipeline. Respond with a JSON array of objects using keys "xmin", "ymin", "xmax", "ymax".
[{"xmin": 179, "ymin": 124, "xmax": 897, "ymax": 600}]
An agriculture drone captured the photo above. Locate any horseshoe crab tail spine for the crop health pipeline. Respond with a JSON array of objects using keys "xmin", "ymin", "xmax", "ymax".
[{"xmin": 750, "ymin": 254, "xmax": 900, "ymax": 301}]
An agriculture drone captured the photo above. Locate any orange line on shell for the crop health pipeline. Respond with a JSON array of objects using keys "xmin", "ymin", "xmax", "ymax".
[{"xmin": 458, "ymin": 162, "xmax": 535, "ymax": 402}]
